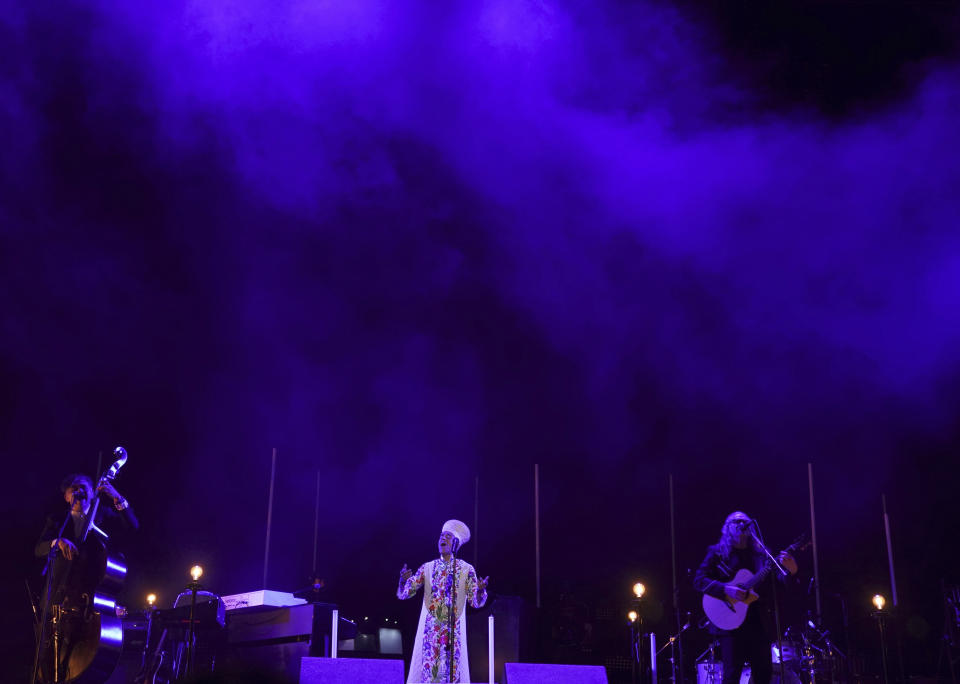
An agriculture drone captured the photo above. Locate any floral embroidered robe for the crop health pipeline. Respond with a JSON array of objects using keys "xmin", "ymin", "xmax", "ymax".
[{"xmin": 397, "ymin": 557, "xmax": 487, "ymax": 683}]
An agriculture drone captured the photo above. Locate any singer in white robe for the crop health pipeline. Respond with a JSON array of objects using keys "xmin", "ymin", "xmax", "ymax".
[{"xmin": 397, "ymin": 520, "xmax": 488, "ymax": 683}]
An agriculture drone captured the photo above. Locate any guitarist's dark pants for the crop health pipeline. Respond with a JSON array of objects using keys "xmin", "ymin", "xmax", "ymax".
[{"xmin": 717, "ymin": 608, "xmax": 772, "ymax": 684}]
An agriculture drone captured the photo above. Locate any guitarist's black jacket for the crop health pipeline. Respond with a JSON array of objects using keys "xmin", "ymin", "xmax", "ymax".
[{"xmin": 693, "ymin": 545, "xmax": 764, "ymax": 600}]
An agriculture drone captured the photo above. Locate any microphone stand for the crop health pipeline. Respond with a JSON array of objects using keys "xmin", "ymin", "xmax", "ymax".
[
  {"xmin": 668, "ymin": 475, "xmax": 684, "ymax": 684},
  {"xmin": 749, "ymin": 527, "xmax": 788, "ymax": 577},
  {"xmin": 750, "ymin": 526, "xmax": 788, "ymax": 684},
  {"xmin": 808, "ymin": 618, "xmax": 846, "ymax": 681},
  {"xmin": 446, "ymin": 547, "xmax": 458, "ymax": 683},
  {"xmin": 31, "ymin": 496, "xmax": 81, "ymax": 684},
  {"xmin": 656, "ymin": 615, "xmax": 692, "ymax": 684},
  {"xmin": 26, "ymin": 579, "xmax": 41, "ymax": 628}
]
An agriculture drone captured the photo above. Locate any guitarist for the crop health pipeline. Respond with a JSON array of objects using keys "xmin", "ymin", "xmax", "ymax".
[{"xmin": 694, "ymin": 511, "xmax": 798, "ymax": 684}]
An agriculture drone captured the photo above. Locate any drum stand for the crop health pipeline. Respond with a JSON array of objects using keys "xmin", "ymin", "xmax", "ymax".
[
  {"xmin": 803, "ymin": 619, "xmax": 846, "ymax": 683},
  {"xmin": 799, "ymin": 633, "xmax": 818, "ymax": 684},
  {"xmin": 694, "ymin": 641, "xmax": 721, "ymax": 684}
]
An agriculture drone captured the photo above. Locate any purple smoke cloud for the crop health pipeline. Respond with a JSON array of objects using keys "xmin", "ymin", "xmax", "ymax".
[{"xmin": 2, "ymin": 0, "xmax": 958, "ymax": 675}]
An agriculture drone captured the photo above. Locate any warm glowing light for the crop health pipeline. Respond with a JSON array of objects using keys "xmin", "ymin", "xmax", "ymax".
[
  {"xmin": 190, "ymin": 565, "xmax": 203, "ymax": 582},
  {"xmin": 633, "ymin": 582, "xmax": 646, "ymax": 599},
  {"xmin": 872, "ymin": 594, "xmax": 886, "ymax": 611},
  {"xmin": 628, "ymin": 610, "xmax": 639, "ymax": 623},
  {"xmin": 146, "ymin": 593, "xmax": 157, "ymax": 606}
]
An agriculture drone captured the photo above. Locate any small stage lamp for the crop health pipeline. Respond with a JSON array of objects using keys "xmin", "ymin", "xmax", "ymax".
[{"xmin": 632, "ymin": 582, "xmax": 646, "ymax": 599}]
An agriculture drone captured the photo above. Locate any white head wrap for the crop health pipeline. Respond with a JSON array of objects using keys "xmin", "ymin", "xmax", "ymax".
[{"xmin": 442, "ymin": 519, "xmax": 471, "ymax": 547}]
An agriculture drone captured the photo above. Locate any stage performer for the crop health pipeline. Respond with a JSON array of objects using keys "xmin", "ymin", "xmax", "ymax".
[
  {"xmin": 694, "ymin": 511, "xmax": 798, "ymax": 684},
  {"xmin": 35, "ymin": 472, "xmax": 138, "ymax": 604},
  {"xmin": 397, "ymin": 519, "xmax": 489, "ymax": 683}
]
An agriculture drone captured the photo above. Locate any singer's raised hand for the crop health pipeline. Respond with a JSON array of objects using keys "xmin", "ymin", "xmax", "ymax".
[
  {"xmin": 478, "ymin": 576, "xmax": 489, "ymax": 592},
  {"xmin": 399, "ymin": 563, "xmax": 412, "ymax": 584}
]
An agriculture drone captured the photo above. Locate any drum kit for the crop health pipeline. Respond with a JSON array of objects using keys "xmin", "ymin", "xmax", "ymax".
[{"xmin": 694, "ymin": 623, "xmax": 846, "ymax": 684}]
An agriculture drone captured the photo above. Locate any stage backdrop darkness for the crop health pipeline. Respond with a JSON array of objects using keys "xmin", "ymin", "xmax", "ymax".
[{"xmin": 2, "ymin": 0, "xmax": 959, "ymax": 679}]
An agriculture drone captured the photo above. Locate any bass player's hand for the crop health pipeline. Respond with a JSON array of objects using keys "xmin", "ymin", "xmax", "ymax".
[{"xmin": 53, "ymin": 537, "xmax": 79, "ymax": 560}]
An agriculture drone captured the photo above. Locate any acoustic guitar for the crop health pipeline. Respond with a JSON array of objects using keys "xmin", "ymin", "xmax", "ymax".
[{"xmin": 702, "ymin": 534, "xmax": 808, "ymax": 631}]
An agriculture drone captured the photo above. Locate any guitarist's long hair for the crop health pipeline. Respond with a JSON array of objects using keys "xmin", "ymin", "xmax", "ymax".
[{"xmin": 713, "ymin": 511, "xmax": 763, "ymax": 562}]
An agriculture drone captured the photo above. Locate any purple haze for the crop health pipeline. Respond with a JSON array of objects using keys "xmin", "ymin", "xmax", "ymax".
[{"xmin": 2, "ymin": 0, "xmax": 959, "ymax": 677}]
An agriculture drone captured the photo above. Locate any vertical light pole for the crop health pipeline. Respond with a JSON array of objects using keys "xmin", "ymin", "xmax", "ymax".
[
  {"xmin": 630, "ymin": 582, "xmax": 646, "ymax": 684},
  {"xmin": 872, "ymin": 594, "xmax": 890, "ymax": 684},
  {"xmin": 186, "ymin": 565, "xmax": 203, "ymax": 677}
]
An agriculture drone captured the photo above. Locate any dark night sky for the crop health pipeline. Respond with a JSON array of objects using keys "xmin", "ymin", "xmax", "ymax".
[{"xmin": 2, "ymin": 0, "xmax": 959, "ymax": 679}]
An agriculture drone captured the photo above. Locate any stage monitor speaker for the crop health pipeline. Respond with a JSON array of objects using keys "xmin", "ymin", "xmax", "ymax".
[
  {"xmin": 504, "ymin": 662, "xmax": 609, "ymax": 684},
  {"xmin": 300, "ymin": 656, "xmax": 405, "ymax": 684},
  {"xmin": 222, "ymin": 640, "xmax": 309, "ymax": 682}
]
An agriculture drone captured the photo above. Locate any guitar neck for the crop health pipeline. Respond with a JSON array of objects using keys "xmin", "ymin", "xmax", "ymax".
[
  {"xmin": 743, "ymin": 561, "xmax": 777, "ymax": 590},
  {"xmin": 742, "ymin": 537, "xmax": 805, "ymax": 589}
]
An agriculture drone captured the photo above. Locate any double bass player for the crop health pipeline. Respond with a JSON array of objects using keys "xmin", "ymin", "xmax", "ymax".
[{"xmin": 32, "ymin": 466, "xmax": 138, "ymax": 682}]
